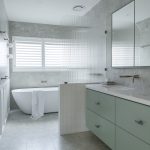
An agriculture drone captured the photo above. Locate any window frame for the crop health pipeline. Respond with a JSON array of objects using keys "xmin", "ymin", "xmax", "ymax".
[
  {"xmin": 12, "ymin": 36, "xmax": 90, "ymax": 72},
  {"xmin": 13, "ymin": 36, "xmax": 44, "ymax": 72}
]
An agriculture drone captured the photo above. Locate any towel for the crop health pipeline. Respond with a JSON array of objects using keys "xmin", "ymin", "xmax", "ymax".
[
  {"xmin": 37, "ymin": 91, "xmax": 44, "ymax": 117},
  {"xmin": 31, "ymin": 91, "xmax": 44, "ymax": 120}
]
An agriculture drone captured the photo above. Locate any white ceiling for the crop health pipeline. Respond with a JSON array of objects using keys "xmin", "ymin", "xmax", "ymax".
[{"xmin": 4, "ymin": 0, "xmax": 101, "ymax": 26}]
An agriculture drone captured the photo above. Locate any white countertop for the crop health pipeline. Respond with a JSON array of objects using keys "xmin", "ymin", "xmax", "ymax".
[{"xmin": 86, "ymin": 84, "xmax": 150, "ymax": 106}]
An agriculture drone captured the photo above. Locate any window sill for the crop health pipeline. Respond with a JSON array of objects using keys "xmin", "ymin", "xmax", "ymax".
[{"xmin": 12, "ymin": 68, "xmax": 91, "ymax": 72}]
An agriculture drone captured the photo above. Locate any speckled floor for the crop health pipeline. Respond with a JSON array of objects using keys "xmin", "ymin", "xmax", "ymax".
[{"xmin": 0, "ymin": 110, "xmax": 110, "ymax": 150}]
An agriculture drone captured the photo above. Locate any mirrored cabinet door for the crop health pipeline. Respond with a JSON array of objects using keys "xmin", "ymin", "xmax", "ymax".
[
  {"xmin": 112, "ymin": 1, "xmax": 135, "ymax": 67},
  {"xmin": 135, "ymin": 0, "xmax": 150, "ymax": 66}
]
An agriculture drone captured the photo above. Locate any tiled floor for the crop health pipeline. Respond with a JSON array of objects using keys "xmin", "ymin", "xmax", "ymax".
[{"xmin": 0, "ymin": 110, "xmax": 110, "ymax": 150}]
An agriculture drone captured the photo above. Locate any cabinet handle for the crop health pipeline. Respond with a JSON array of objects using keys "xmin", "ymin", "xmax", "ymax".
[
  {"xmin": 96, "ymin": 102, "xmax": 100, "ymax": 105},
  {"xmin": 95, "ymin": 125, "xmax": 100, "ymax": 128},
  {"xmin": 135, "ymin": 120, "xmax": 144, "ymax": 126}
]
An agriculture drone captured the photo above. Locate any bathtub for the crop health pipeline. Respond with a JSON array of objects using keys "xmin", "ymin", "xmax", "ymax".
[{"xmin": 12, "ymin": 87, "xmax": 59, "ymax": 114}]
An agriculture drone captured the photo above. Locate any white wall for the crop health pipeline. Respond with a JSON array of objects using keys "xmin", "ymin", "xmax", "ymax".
[
  {"xmin": 59, "ymin": 83, "xmax": 88, "ymax": 135},
  {"xmin": 0, "ymin": 0, "xmax": 9, "ymax": 82},
  {"xmin": 0, "ymin": 0, "xmax": 9, "ymax": 136}
]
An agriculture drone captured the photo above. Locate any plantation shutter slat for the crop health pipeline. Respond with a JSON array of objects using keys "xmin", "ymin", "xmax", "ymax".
[
  {"xmin": 14, "ymin": 37, "xmax": 42, "ymax": 68},
  {"xmin": 44, "ymin": 40, "xmax": 90, "ymax": 69},
  {"xmin": 13, "ymin": 37, "xmax": 91, "ymax": 70}
]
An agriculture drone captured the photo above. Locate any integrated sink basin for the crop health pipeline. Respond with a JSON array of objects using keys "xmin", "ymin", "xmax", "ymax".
[
  {"xmin": 86, "ymin": 83, "xmax": 150, "ymax": 106},
  {"xmin": 102, "ymin": 84, "xmax": 147, "ymax": 96}
]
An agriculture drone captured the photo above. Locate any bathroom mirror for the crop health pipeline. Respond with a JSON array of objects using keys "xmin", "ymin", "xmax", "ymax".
[
  {"xmin": 135, "ymin": 0, "xmax": 150, "ymax": 66},
  {"xmin": 112, "ymin": 1, "xmax": 135, "ymax": 67}
]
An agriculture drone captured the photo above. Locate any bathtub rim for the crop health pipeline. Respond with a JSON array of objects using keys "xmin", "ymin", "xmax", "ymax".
[{"xmin": 12, "ymin": 87, "xmax": 59, "ymax": 93}]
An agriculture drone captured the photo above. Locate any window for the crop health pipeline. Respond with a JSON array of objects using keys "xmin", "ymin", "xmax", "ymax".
[
  {"xmin": 13, "ymin": 36, "xmax": 90, "ymax": 71},
  {"xmin": 44, "ymin": 39, "xmax": 70, "ymax": 69},
  {"xmin": 44, "ymin": 39, "xmax": 90, "ymax": 69},
  {"xmin": 13, "ymin": 37, "xmax": 42, "ymax": 70}
]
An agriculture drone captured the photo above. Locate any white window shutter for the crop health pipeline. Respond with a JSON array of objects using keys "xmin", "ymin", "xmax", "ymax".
[{"xmin": 14, "ymin": 37, "xmax": 42, "ymax": 68}]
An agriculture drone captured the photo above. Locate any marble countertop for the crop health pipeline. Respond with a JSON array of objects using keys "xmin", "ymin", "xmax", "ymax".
[{"xmin": 86, "ymin": 84, "xmax": 150, "ymax": 106}]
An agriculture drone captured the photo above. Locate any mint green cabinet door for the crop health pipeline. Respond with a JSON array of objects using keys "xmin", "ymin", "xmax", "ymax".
[
  {"xmin": 116, "ymin": 127, "xmax": 150, "ymax": 150},
  {"xmin": 116, "ymin": 98, "xmax": 150, "ymax": 144},
  {"xmin": 86, "ymin": 89, "xmax": 115, "ymax": 123},
  {"xmin": 86, "ymin": 110, "xmax": 115, "ymax": 150}
]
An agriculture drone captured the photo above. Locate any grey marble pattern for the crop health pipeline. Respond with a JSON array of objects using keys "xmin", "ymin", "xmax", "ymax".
[
  {"xmin": 0, "ymin": 110, "xmax": 110, "ymax": 150},
  {"xmin": 9, "ymin": 21, "xmax": 80, "ymax": 40}
]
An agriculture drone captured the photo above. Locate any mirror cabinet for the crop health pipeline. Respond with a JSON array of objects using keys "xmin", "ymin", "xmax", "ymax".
[{"xmin": 112, "ymin": 0, "xmax": 150, "ymax": 67}]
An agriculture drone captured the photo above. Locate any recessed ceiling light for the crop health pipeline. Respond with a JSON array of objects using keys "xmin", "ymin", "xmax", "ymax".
[{"xmin": 73, "ymin": 5, "xmax": 85, "ymax": 11}]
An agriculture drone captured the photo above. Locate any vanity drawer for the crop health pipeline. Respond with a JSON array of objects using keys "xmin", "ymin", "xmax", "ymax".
[
  {"xmin": 86, "ymin": 89, "xmax": 115, "ymax": 123},
  {"xmin": 86, "ymin": 110, "xmax": 115, "ymax": 149},
  {"xmin": 116, "ymin": 127, "xmax": 150, "ymax": 150},
  {"xmin": 116, "ymin": 98, "xmax": 150, "ymax": 144}
]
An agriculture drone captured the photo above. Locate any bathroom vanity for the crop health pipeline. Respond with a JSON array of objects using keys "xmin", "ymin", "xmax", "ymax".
[{"xmin": 86, "ymin": 84, "xmax": 150, "ymax": 150}]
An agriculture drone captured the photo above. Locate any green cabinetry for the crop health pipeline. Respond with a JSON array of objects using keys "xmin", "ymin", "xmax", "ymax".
[
  {"xmin": 116, "ymin": 127, "xmax": 150, "ymax": 150},
  {"xmin": 86, "ymin": 89, "xmax": 150, "ymax": 150},
  {"xmin": 86, "ymin": 110, "xmax": 115, "ymax": 149},
  {"xmin": 116, "ymin": 98, "xmax": 150, "ymax": 145},
  {"xmin": 87, "ymin": 89, "xmax": 115, "ymax": 123}
]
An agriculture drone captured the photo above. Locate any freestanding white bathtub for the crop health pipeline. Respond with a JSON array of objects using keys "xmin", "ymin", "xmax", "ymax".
[{"xmin": 12, "ymin": 87, "xmax": 59, "ymax": 114}]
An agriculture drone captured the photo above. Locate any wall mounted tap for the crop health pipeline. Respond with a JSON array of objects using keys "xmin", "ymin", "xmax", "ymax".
[
  {"xmin": 120, "ymin": 74, "xmax": 140, "ymax": 83},
  {"xmin": 1, "ymin": 76, "xmax": 8, "ymax": 80},
  {"xmin": 41, "ymin": 80, "xmax": 47, "ymax": 83}
]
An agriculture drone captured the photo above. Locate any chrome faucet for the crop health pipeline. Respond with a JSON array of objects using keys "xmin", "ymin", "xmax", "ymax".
[
  {"xmin": 1, "ymin": 76, "xmax": 8, "ymax": 80},
  {"xmin": 120, "ymin": 74, "xmax": 140, "ymax": 83},
  {"xmin": 41, "ymin": 80, "xmax": 47, "ymax": 83}
]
